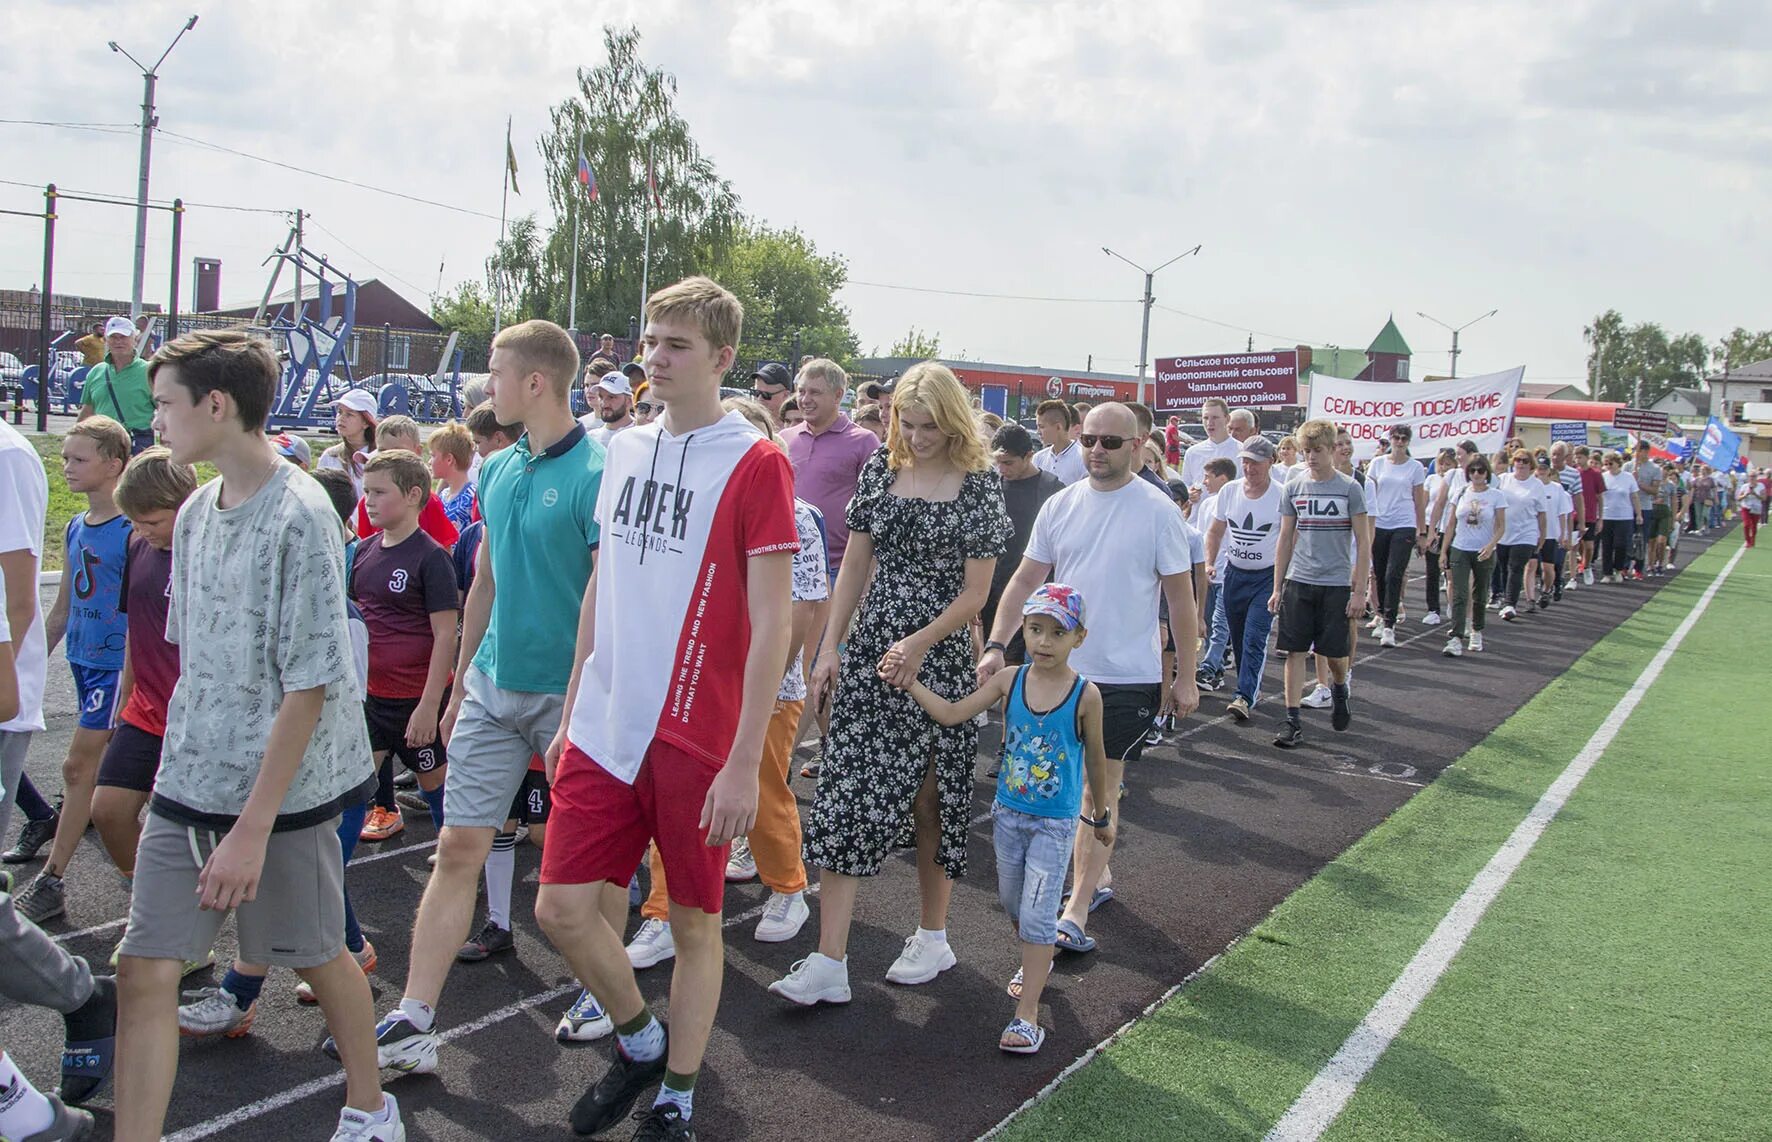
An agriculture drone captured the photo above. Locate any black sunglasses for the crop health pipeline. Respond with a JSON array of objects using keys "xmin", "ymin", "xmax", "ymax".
[
  {"xmin": 1079, "ymin": 434, "xmax": 1128, "ymax": 450},
  {"xmin": 750, "ymin": 386, "xmax": 788, "ymax": 400},
  {"xmin": 635, "ymin": 401, "xmax": 661, "ymax": 415}
]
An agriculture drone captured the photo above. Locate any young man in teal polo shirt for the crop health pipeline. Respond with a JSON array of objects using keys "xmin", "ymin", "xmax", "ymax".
[
  {"xmin": 80, "ymin": 317, "xmax": 157, "ymax": 453},
  {"xmin": 354, "ymin": 319, "xmax": 605, "ymax": 1075}
]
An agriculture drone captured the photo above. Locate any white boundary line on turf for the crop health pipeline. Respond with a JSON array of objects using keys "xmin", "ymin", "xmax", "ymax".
[
  {"xmin": 1262, "ymin": 543, "xmax": 1746, "ymax": 1142},
  {"xmin": 51, "ymin": 839, "xmax": 441, "ymax": 945},
  {"xmin": 162, "ymin": 884, "xmax": 820, "ymax": 1140}
]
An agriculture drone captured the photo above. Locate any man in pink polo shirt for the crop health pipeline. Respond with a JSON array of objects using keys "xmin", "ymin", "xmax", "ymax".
[{"xmin": 780, "ymin": 359, "xmax": 880, "ymax": 577}]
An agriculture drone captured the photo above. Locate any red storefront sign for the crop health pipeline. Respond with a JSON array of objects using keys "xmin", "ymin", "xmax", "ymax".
[{"xmin": 1153, "ymin": 350, "xmax": 1299, "ymax": 411}]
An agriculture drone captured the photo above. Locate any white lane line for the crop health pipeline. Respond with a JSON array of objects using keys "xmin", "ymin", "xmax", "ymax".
[
  {"xmin": 164, "ymin": 885, "xmax": 819, "ymax": 1140},
  {"xmin": 1262, "ymin": 544, "xmax": 1745, "ymax": 1142},
  {"xmin": 52, "ymin": 839, "xmax": 441, "ymax": 945}
]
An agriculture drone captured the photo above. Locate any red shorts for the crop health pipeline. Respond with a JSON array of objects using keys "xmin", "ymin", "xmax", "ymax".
[{"xmin": 541, "ymin": 738, "xmax": 729, "ymax": 914}]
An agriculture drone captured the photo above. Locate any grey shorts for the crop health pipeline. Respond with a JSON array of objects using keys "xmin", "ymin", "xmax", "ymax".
[
  {"xmin": 993, "ymin": 800, "xmax": 1076, "ymax": 945},
  {"xmin": 443, "ymin": 664, "xmax": 566, "ymax": 829},
  {"xmin": 119, "ymin": 812, "xmax": 345, "ymax": 969}
]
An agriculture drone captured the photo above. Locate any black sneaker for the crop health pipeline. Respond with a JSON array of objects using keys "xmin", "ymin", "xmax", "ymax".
[
  {"xmin": 393, "ymin": 769, "xmax": 419, "ymax": 790},
  {"xmin": 631, "ymin": 1103, "xmax": 696, "ymax": 1141},
  {"xmin": 3, "ymin": 811, "xmax": 58, "ymax": 863},
  {"xmin": 1330, "ymin": 687, "xmax": 1352, "ymax": 732},
  {"xmin": 1273, "ymin": 722, "xmax": 1304, "ymax": 749},
  {"xmin": 457, "ymin": 920, "xmax": 515, "ymax": 963},
  {"xmin": 60, "ymin": 974, "xmax": 116, "ymax": 1105},
  {"xmin": 572, "ymin": 1035, "xmax": 670, "ymax": 1136}
]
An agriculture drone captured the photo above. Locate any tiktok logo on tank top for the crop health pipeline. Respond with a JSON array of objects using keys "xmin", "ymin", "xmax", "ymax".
[
  {"xmin": 610, "ymin": 475, "xmax": 694, "ymax": 556},
  {"xmin": 74, "ymin": 546, "xmax": 102, "ymax": 599}
]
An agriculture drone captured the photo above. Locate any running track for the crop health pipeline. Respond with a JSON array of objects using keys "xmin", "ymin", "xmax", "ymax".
[{"xmin": 3, "ymin": 536, "xmax": 1720, "ymax": 1140}]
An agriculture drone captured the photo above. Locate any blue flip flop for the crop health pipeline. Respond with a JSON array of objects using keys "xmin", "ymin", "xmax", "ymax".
[
  {"xmin": 1054, "ymin": 919, "xmax": 1096, "ymax": 954},
  {"xmin": 1060, "ymin": 886, "xmax": 1115, "ymax": 914}
]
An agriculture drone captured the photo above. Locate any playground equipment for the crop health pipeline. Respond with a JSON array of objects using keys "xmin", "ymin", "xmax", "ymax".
[
  {"xmin": 257, "ymin": 238, "xmax": 464, "ymax": 428},
  {"xmin": 16, "ymin": 333, "xmax": 88, "ymax": 412}
]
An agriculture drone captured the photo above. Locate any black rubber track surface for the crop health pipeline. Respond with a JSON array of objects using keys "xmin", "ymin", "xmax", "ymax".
[{"xmin": 3, "ymin": 533, "xmax": 1720, "ymax": 1140}]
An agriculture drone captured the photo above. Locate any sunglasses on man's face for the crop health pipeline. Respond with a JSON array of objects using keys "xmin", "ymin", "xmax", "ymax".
[
  {"xmin": 1079, "ymin": 434, "xmax": 1128, "ymax": 450},
  {"xmin": 752, "ymin": 386, "xmax": 788, "ymax": 400}
]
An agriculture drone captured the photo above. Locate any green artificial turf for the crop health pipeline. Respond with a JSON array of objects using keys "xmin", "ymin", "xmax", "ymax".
[{"xmin": 994, "ymin": 536, "xmax": 1756, "ymax": 1142}]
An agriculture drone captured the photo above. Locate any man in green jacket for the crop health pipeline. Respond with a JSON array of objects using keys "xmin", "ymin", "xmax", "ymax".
[{"xmin": 79, "ymin": 317, "xmax": 155, "ymax": 453}]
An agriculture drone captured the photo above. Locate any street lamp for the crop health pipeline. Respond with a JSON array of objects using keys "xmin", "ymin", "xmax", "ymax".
[
  {"xmin": 1103, "ymin": 244, "xmax": 1201, "ymax": 405},
  {"xmin": 1415, "ymin": 308, "xmax": 1497, "ymax": 380},
  {"xmin": 110, "ymin": 14, "xmax": 200, "ymax": 320}
]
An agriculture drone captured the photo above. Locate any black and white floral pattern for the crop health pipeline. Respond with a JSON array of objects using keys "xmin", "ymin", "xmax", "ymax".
[{"xmin": 802, "ymin": 449, "xmax": 1011, "ymax": 879}]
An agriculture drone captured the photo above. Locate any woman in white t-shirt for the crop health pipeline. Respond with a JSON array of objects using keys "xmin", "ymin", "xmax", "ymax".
[
  {"xmin": 1365, "ymin": 425, "xmax": 1428, "ymax": 646},
  {"xmin": 1598, "ymin": 452, "xmax": 1642, "ymax": 581},
  {"xmin": 1440, "ymin": 455, "xmax": 1505, "ymax": 655},
  {"xmin": 1420, "ymin": 448, "xmax": 1458, "ymax": 625},
  {"xmin": 1494, "ymin": 451, "xmax": 1549, "ymax": 620}
]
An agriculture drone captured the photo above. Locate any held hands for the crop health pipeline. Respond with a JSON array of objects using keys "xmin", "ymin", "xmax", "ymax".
[
  {"xmin": 700, "ymin": 761, "xmax": 759, "ymax": 847},
  {"xmin": 877, "ymin": 637, "xmax": 928, "ymax": 690},
  {"xmin": 196, "ymin": 828, "xmax": 267, "ymax": 912},
  {"xmin": 405, "ymin": 698, "xmax": 440, "ymax": 749},
  {"xmin": 1480, "ymin": 543, "xmax": 1496, "ymax": 561},
  {"xmin": 975, "ymin": 647, "xmax": 1006, "ymax": 687}
]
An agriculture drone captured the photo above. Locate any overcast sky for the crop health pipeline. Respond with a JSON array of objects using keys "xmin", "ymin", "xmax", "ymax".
[{"xmin": 6, "ymin": 0, "xmax": 1768, "ymax": 385}]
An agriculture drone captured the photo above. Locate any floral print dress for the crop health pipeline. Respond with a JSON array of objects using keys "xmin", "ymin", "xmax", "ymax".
[{"xmin": 802, "ymin": 449, "xmax": 1012, "ymax": 879}]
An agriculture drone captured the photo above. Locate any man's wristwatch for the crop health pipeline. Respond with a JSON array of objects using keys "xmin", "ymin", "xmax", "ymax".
[
  {"xmin": 1080, "ymin": 810, "xmax": 1111, "ymax": 828},
  {"xmin": 984, "ymin": 640, "xmax": 1007, "ymax": 654}
]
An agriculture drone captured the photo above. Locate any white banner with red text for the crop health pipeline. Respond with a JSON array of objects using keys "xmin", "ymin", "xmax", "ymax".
[{"xmin": 1307, "ymin": 367, "xmax": 1525, "ymax": 461}]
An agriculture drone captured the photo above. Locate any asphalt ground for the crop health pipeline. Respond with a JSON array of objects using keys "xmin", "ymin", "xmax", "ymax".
[{"xmin": 1, "ymin": 533, "xmax": 1720, "ymax": 1141}]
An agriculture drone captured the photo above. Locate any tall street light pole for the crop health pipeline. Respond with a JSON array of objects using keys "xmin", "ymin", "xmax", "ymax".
[
  {"xmin": 110, "ymin": 15, "xmax": 199, "ymax": 320},
  {"xmin": 1415, "ymin": 308, "xmax": 1497, "ymax": 380},
  {"xmin": 1103, "ymin": 244, "xmax": 1201, "ymax": 405}
]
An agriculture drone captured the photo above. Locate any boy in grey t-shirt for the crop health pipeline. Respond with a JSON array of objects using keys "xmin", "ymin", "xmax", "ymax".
[
  {"xmin": 1269, "ymin": 418, "xmax": 1371, "ymax": 749},
  {"xmin": 114, "ymin": 331, "xmax": 403, "ymax": 1142}
]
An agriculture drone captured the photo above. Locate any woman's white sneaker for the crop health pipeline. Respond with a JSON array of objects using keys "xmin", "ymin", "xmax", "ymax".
[
  {"xmin": 1443, "ymin": 636, "xmax": 1463, "ymax": 657},
  {"xmin": 1468, "ymin": 632, "xmax": 1484, "ymax": 652},
  {"xmin": 1300, "ymin": 684, "xmax": 1334, "ymax": 709},
  {"xmin": 885, "ymin": 932, "xmax": 957, "ymax": 985},
  {"xmin": 768, "ymin": 953, "xmax": 851, "ymax": 1005},
  {"xmin": 331, "ymin": 1092, "xmax": 405, "ymax": 1141},
  {"xmin": 1421, "ymin": 611, "xmax": 1442, "ymax": 626},
  {"xmin": 1379, "ymin": 626, "xmax": 1398, "ymax": 648},
  {"xmin": 626, "ymin": 918, "xmax": 675, "ymax": 969},
  {"xmin": 753, "ymin": 891, "xmax": 809, "ymax": 943}
]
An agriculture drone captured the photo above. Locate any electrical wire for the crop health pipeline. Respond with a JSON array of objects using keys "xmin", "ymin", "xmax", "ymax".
[
  {"xmin": 846, "ymin": 279, "xmax": 1138, "ymax": 305},
  {"xmin": 154, "ymin": 129, "xmax": 500, "ymax": 221},
  {"xmin": 304, "ymin": 216, "xmax": 435, "ymax": 300},
  {"xmin": 1152, "ymin": 303, "xmax": 1324, "ymax": 348}
]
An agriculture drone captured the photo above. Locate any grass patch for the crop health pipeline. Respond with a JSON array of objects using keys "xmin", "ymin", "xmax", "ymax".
[{"xmin": 994, "ymin": 537, "xmax": 1751, "ymax": 1141}]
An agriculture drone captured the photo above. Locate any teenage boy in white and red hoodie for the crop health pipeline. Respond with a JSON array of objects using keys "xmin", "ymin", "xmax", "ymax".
[{"xmin": 536, "ymin": 276, "xmax": 796, "ymax": 1142}]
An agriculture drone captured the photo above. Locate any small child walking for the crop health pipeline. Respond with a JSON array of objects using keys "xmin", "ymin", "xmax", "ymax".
[{"xmin": 893, "ymin": 583, "xmax": 1110, "ymax": 1054}]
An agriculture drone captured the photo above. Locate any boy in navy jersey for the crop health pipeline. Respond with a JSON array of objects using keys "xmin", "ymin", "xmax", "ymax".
[
  {"xmin": 14, "ymin": 417, "xmax": 133, "ymax": 924},
  {"xmin": 352, "ymin": 451, "xmax": 459, "ymax": 833}
]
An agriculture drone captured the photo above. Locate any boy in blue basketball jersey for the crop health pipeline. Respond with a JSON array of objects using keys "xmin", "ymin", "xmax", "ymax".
[
  {"xmin": 895, "ymin": 583, "xmax": 1110, "ymax": 1057},
  {"xmin": 13, "ymin": 417, "xmax": 133, "ymax": 924}
]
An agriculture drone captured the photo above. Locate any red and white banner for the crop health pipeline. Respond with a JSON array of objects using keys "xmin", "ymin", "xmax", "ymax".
[
  {"xmin": 1307, "ymin": 367, "xmax": 1525, "ymax": 461},
  {"xmin": 1153, "ymin": 350, "xmax": 1299, "ymax": 411}
]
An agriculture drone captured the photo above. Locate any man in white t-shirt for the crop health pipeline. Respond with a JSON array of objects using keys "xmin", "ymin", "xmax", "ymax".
[
  {"xmin": 0, "ymin": 419, "xmax": 49, "ymax": 849},
  {"xmin": 1205, "ymin": 436, "xmax": 1286, "ymax": 720},
  {"xmin": 1192, "ymin": 457, "xmax": 1239, "ymax": 689},
  {"xmin": 980, "ymin": 402, "xmax": 1200, "ymax": 954},
  {"xmin": 580, "ymin": 362, "xmax": 640, "ymax": 447},
  {"xmin": 1031, "ymin": 398, "xmax": 1087, "ymax": 484},
  {"xmin": 1179, "ymin": 397, "xmax": 1240, "ymax": 489}
]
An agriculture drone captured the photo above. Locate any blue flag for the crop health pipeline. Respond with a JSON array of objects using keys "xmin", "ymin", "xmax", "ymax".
[{"xmin": 1697, "ymin": 416, "xmax": 1742, "ymax": 472}]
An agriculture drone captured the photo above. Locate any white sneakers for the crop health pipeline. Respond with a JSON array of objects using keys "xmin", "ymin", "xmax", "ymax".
[
  {"xmin": 1583, "ymin": 567, "xmax": 1595, "ymax": 586},
  {"xmin": 626, "ymin": 918, "xmax": 676, "ymax": 969},
  {"xmin": 753, "ymin": 892, "xmax": 809, "ymax": 943},
  {"xmin": 177, "ymin": 987, "xmax": 257, "ymax": 1038},
  {"xmin": 331, "ymin": 1094, "xmax": 405, "ymax": 1141},
  {"xmin": 885, "ymin": 932, "xmax": 957, "ymax": 985},
  {"xmin": 725, "ymin": 838, "xmax": 757, "ymax": 882},
  {"xmin": 1379, "ymin": 626, "xmax": 1398, "ymax": 648},
  {"xmin": 1443, "ymin": 636, "xmax": 1463, "ymax": 657},
  {"xmin": 1301, "ymin": 684, "xmax": 1334, "ymax": 709},
  {"xmin": 769, "ymin": 953, "xmax": 852, "ymax": 1006},
  {"xmin": 1468, "ymin": 632, "xmax": 1484, "ymax": 652},
  {"xmin": 555, "ymin": 988, "xmax": 613, "ymax": 1042},
  {"xmin": 1421, "ymin": 611, "xmax": 1442, "ymax": 626},
  {"xmin": 1500, "ymin": 605, "xmax": 1518, "ymax": 621}
]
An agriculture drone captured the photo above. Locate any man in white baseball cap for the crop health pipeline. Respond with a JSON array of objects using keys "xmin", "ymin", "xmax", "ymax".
[
  {"xmin": 579, "ymin": 363, "xmax": 636, "ymax": 448},
  {"xmin": 79, "ymin": 316, "xmax": 157, "ymax": 452}
]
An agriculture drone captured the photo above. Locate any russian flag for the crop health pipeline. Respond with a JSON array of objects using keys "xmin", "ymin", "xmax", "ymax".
[{"xmin": 576, "ymin": 141, "xmax": 598, "ymax": 202}]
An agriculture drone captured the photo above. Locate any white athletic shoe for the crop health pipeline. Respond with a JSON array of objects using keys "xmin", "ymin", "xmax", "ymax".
[
  {"xmin": 177, "ymin": 986, "xmax": 257, "ymax": 1038},
  {"xmin": 1421, "ymin": 612, "xmax": 1442, "ymax": 626},
  {"xmin": 1366, "ymin": 613, "xmax": 1385, "ymax": 632},
  {"xmin": 768, "ymin": 952, "xmax": 852, "ymax": 1006},
  {"xmin": 1583, "ymin": 568, "xmax": 1595, "ymax": 586},
  {"xmin": 885, "ymin": 932, "xmax": 957, "ymax": 985},
  {"xmin": 1379, "ymin": 627, "xmax": 1398, "ymax": 648},
  {"xmin": 1468, "ymin": 632, "xmax": 1484, "ymax": 652},
  {"xmin": 331, "ymin": 1092, "xmax": 406, "ymax": 1141},
  {"xmin": 555, "ymin": 988, "xmax": 613, "ymax": 1042},
  {"xmin": 626, "ymin": 918, "xmax": 676, "ymax": 969},
  {"xmin": 1300, "ymin": 684, "xmax": 1334, "ymax": 709},
  {"xmin": 725, "ymin": 837, "xmax": 757, "ymax": 882},
  {"xmin": 1443, "ymin": 636, "xmax": 1463, "ymax": 657},
  {"xmin": 753, "ymin": 891, "xmax": 810, "ymax": 943},
  {"xmin": 1500, "ymin": 605, "xmax": 1518, "ymax": 621}
]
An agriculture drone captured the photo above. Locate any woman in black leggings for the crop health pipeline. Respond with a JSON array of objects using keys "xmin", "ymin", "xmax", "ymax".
[
  {"xmin": 1365, "ymin": 425, "xmax": 1428, "ymax": 648},
  {"xmin": 1598, "ymin": 452, "xmax": 1642, "ymax": 582}
]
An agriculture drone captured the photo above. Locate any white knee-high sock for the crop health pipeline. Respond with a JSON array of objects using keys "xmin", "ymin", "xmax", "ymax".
[{"xmin": 485, "ymin": 831, "xmax": 517, "ymax": 931}]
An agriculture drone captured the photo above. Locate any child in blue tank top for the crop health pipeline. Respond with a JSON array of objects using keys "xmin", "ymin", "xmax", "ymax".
[{"xmin": 895, "ymin": 583, "xmax": 1109, "ymax": 1056}]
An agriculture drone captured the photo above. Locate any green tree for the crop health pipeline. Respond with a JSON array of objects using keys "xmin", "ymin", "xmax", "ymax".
[
  {"xmin": 485, "ymin": 213, "xmax": 549, "ymax": 327},
  {"xmin": 430, "ymin": 281, "xmax": 496, "ymax": 371},
  {"xmin": 1715, "ymin": 327, "xmax": 1772, "ymax": 372},
  {"xmin": 881, "ymin": 327, "xmax": 942, "ymax": 359},
  {"xmin": 538, "ymin": 26, "xmax": 743, "ymax": 335},
  {"xmin": 717, "ymin": 222, "xmax": 858, "ymax": 366},
  {"xmin": 1583, "ymin": 310, "xmax": 1707, "ymax": 406}
]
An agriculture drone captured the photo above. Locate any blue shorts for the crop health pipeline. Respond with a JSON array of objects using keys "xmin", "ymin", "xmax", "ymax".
[
  {"xmin": 70, "ymin": 663, "xmax": 122, "ymax": 732},
  {"xmin": 992, "ymin": 800, "xmax": 1076, "ymax": 945}
]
